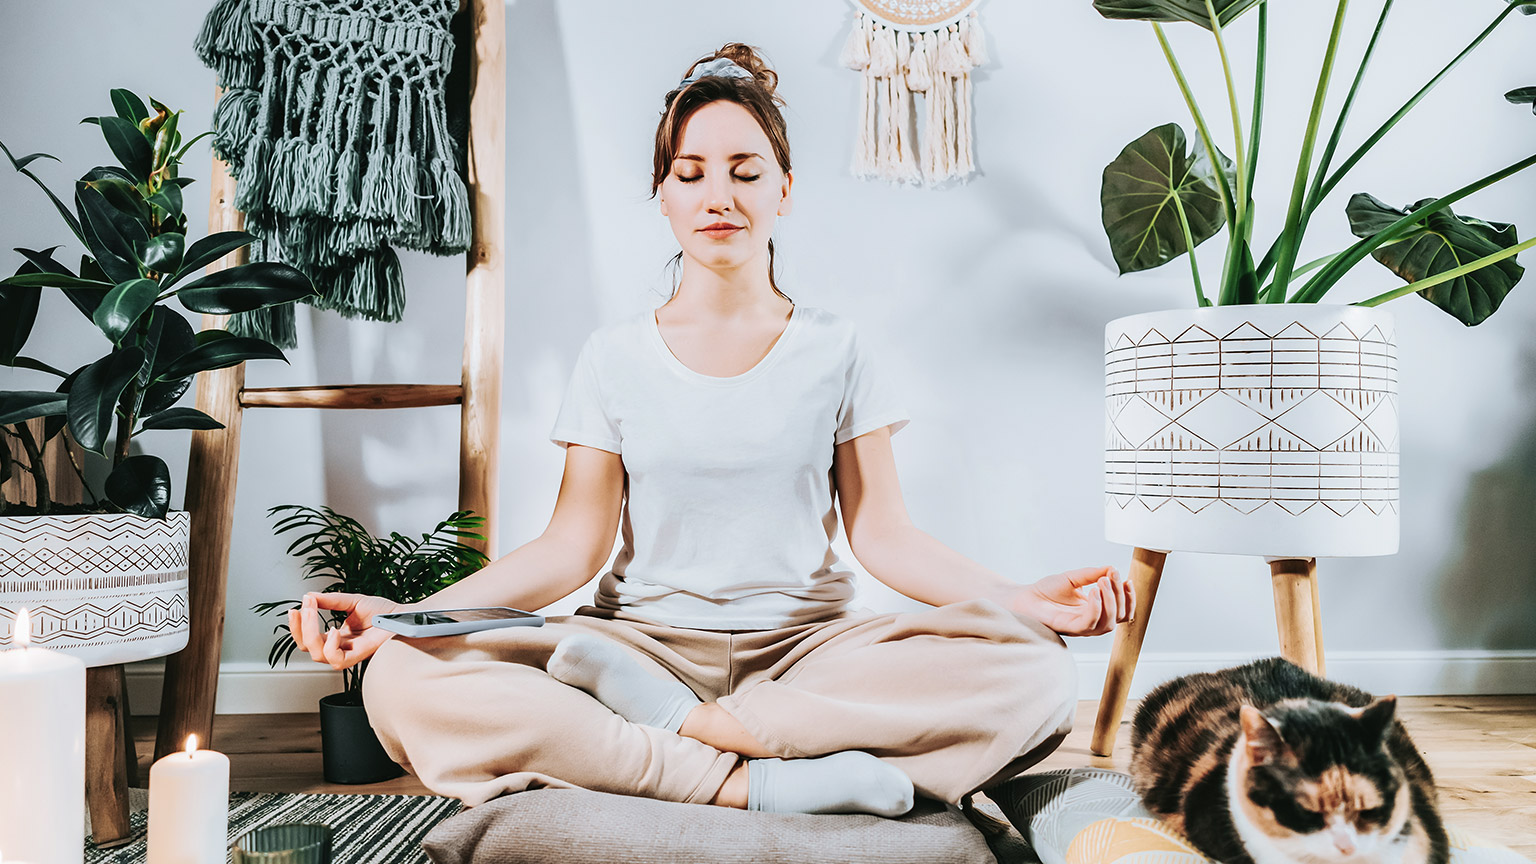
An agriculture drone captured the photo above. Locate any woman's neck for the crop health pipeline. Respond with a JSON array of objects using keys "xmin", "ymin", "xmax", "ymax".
[{"xmin": 667, "ymin": 256, "xmax": 784, "ymax": 321}]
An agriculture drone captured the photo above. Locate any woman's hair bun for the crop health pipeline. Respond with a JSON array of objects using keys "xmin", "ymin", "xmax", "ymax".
[{"xmin": 686, "ymin": 43, "xmax": 779, "ymax": 99}]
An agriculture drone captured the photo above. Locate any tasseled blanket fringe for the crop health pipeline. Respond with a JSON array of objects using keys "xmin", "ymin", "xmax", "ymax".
[{"xmin": 195, "ymin": 0, "xmax": 469, "ymax": 346}]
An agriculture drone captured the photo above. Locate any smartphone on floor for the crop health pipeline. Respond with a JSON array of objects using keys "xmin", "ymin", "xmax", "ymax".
[{"xmin": 372, "ymin": 607, "xmax": 545, "ymax": 638}]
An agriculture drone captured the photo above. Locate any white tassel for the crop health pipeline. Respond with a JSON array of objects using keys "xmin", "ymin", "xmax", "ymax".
[
  {"xmin": 868, "ymin": 24, "xmax": 899, "ymax": 181},
  {"xmin": 892, "ymin": 31, "xmax": 919, "ymax": 184},
  {"xmin": 852, "ymin": 15, "xmax": 878, "ymax": 178},
  {"xmin": 962, "ymin": 13, "xmax": 988, "ymax": 67},
  {"xmin": 840, "ymin": 11, "xmax": 870, "ymax": 70}
]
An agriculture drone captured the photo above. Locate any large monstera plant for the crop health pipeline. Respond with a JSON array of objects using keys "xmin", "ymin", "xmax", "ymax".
[
  {"xmin": 0, "ymin": 89, "xmax": 314, "ymax": 519},
  {"xmin": 1095, "ymin": 0, "xmax": 1536, "ymax": 325}
]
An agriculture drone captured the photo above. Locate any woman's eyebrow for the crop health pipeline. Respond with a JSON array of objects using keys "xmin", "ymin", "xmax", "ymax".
[{"xmin": 674, "ymin": 153, "xmax": 764, "ymax": 163}]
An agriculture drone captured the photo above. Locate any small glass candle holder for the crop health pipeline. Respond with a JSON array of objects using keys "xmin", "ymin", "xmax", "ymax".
[{"xmin": 230, "ymin": 823, "xmax": 333, "ymax": 864}]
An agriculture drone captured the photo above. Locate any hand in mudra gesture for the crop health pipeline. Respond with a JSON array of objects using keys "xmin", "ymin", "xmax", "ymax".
[
  {"xmin": 1017, "ymin": 566, "xmax": 1134, "ymax": 637},
  {"xmin": 288, "ymin": 592, "xmax": 402, "ymax": 670}
]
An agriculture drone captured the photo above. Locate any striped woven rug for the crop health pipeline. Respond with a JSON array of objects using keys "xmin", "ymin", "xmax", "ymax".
[{"xmin": 85, "ymin": 791, "xmax": 461, "ymax": 864}]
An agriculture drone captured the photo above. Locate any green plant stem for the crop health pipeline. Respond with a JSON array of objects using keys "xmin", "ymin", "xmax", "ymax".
[
  {"xmin": 63, "ymin": 437, "xmax": 98, "ymax": 505},
  {"xmin": 15, "ymin": 422, "xmax": 50, "ymax": 515},
  {"xmin": 1355, "ymin": 235, "xmax": 1536, "ymax": 307},
  {"xmin": 1304, "ymin": 0, "xmax": 1394, "ymax": 221},
  {"xmin": 1154, "ymin": 23, "xmax": 1236, "ymax": 231},
  {"xmin": 1171, "ymin": 193, "xmax": 1211, "ymax": 306},
  {"xmin": 1270, "ymin": 0, "xmax": 1353, "ymax": 303},
  {"xmin": 1244, "ymin": 2, "xmax": 1268, "ymax": 248},
  {"xmin": 1292, "ymin": 150, "xmax": 1536, "ymax": 303},
  {"xmin": 1308, "ymin": 3, "xmax": 1523, "ymax": 215},
  {"xmin": 1260, "ymin": 252, "xmax": 1344, "ymax": 300},
  {"xmin": 1206, "ymin": 0, "xmax": 1247, "ymax": 233}
]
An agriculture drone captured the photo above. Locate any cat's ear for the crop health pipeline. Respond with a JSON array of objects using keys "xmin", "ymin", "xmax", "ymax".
[
  {"xmin": 1240, "ymin": 705, "xmax": 1289, "ymax": 766},
  {"xmin": 1355, "ymin": 695, "xmax": 1397, "ymax": 741}
]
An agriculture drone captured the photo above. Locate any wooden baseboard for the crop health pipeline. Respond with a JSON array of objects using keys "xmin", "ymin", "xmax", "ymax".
[{"xmin": 122, "ymin": 650, "xmax": 1536, "ymax": 715}]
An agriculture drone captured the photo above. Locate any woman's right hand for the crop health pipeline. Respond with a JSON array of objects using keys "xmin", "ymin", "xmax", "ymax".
[{"xmin": 288, "ymin": 592, "xmax": 403, "ymax": 670}]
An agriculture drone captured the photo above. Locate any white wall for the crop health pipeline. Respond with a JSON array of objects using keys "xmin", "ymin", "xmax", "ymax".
[{"xmin": 3, "ymin": 0, "xmax": 1534, "ymax": 712}]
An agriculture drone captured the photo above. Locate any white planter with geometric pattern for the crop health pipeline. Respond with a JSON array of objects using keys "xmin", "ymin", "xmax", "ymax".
[
  {"xmin": 1104, "ymin": 305, "xmax": 1399, "ymax": 558},
  {"xmin": 0, "ymin": 512, "xmax": 190, "ymax": 667}
]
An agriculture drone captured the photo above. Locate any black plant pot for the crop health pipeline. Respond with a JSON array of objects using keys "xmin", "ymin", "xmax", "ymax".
[{"xmin": 318, "ymin": 692, "xmax": 405, "ymax": 785}]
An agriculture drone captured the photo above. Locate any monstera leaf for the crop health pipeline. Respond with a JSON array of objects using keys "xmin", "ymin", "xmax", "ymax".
[
  {"xmin": 1101, "ymin": 123, "xmax": 1231, "ymax": 274},
  {"xmin": 1347, "ymin": 193, "xmax": 1525, "ymax": 326},
  {"xmin": 1092, "ymin": 0, "xmax": 1262, "ymax": 30}
]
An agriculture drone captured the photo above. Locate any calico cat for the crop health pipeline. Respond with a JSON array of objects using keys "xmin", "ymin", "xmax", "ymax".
[{"xmin": 1130, "ymin": 657, "xmax": 1447, "ymax": 864}]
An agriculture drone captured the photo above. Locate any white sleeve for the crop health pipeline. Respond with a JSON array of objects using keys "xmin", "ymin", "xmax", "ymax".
[
  {"xmin": 834, "ymin": 330, "xmax": 911, "ymax": 445},
  {"xmin": 549, "ymin": 336, "xmax": 622, "ymax": 454}
]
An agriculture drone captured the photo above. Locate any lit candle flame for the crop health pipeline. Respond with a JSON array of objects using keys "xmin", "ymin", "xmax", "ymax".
[
  {"xmin": 14, "ymin": 607, "xmax": 29, "ymax": 648},
  {"xmin": 186, "ymin": 734, "xmax": 199, "ymax": 757}
]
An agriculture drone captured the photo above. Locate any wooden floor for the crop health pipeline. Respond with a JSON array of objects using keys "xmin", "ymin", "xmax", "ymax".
[{"xmin": 132, "ymin": 695, "xmax": 1536, "ymax": 855}]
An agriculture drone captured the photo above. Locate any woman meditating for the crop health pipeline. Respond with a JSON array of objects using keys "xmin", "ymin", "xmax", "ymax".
[{"xmin": 287, "ymin": 43, "xmax": 1133, "ymax": 817}]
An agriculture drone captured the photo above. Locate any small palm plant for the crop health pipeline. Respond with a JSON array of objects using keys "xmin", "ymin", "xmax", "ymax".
[{"xmin": 254, "ymin": 505, "xmax": 489, "ymax": 698}]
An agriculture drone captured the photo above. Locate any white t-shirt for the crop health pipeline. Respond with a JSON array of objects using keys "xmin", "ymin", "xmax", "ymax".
[{"xmin": 549, "ymin": 304, "xmax": 910, "ymax": 629}]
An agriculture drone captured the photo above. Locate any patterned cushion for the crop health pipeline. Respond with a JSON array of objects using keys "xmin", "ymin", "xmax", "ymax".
[{"xmin": 992, "ymin": 769, "xmax": 1531, "ymax": 864}]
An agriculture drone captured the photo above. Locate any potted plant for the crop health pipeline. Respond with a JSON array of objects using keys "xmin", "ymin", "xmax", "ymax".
[
  {"xmin": 255, "ymin": 504, "xmax": 488, "ymax": 784},
  {"xmin": 1092, "ymin": 0, "xmax": 1535, "ymax": 557},
  {"xmin": 0, "ymin": 89, "xmax": 313, "ymax": 665}
]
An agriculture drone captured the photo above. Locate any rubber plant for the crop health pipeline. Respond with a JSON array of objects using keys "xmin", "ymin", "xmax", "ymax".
[
  {"xmin": 254, "ymin": 505, "xmax": 489, "ymax": 698},
  {"xmin": 0, "ymin": 89, "xmax": 314, "ymax": 518},
  {"xmin": 1094, "ymin": 0, "xmax": 1536, "ymax": 325}
]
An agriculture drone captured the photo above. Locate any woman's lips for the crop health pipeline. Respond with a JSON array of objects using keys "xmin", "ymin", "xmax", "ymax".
[{"xmin": 700, "ymin": 226, "xmax": 743, "ymax": 239}]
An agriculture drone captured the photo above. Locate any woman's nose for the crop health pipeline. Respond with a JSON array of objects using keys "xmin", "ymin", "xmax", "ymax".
[{"xmin": 705, "ymin": 178, "xmax": 732, "ymax": 212}]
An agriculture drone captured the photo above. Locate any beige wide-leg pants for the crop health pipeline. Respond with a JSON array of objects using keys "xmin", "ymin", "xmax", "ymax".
[{"xmin": 363, "ymin": 598, "xmax": 1076, "ymax": 807}]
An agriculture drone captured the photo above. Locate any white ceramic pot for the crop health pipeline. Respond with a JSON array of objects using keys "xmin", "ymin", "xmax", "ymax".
[
  {"xmin": 1104, "ymin": 304, "xmax": 1399, "ymax": 558},
  {"xmin": 0, "ymin": 512, "xmax": 190, "ymax": 666}
]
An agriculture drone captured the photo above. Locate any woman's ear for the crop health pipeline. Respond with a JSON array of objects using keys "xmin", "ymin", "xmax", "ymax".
[
  {"xmin": 660, "ymin": 197, "xmax": 668, "ymax": 217},
  {"xmin": 778, "ymin": 170, "xmax": 794, "ymax": 217}
]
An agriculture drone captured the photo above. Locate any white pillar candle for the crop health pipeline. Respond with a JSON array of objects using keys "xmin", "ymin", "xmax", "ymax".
[
  {"xmin": 147, "ymin": 735, "xmax": 230, "ymax": 864},
  {"xmin": 0, "ymin": 608, "xmax": 86, "ymax": 864}
]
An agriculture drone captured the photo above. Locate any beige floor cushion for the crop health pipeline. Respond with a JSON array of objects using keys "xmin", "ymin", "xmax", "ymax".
[{"xmin": 421, "ymin": 787, "xmax": 1007, "ymax": 864}]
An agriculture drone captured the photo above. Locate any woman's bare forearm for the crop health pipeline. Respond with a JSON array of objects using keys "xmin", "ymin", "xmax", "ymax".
[
  {"xmin": 853, "ymin": 524, "xmax": 1025, "ymax": 610},
  {"xmin": 397, "ymin": 533, "xmax": 602, "ymax": 614}
]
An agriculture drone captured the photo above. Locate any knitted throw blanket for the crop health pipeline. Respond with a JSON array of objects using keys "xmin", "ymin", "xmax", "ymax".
[{"xmin": 195, "ymin": 0, "xmax": 471, "ymax": 347}]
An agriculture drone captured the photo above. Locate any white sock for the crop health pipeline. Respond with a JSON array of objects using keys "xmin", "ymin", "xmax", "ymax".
[
  {"xmin": 747, "ymin": 751, "xmax": 915, "ymax": 817},
  {"xmin": 546, "ymin": 634, "xmax": 700, "ymax": 733}
]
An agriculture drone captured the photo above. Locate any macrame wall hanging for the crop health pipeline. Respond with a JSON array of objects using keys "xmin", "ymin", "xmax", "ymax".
[
  {"xmin": 840, "ymin": 0, "xmax": 987, "ymax": 188},
  {"xmin": 194, "ymin": 0, "xmax": 471, "ymax": 347}
]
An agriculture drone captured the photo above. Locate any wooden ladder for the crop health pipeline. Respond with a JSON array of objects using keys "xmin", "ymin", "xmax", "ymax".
[{"xmin": 151, "ymin": 0, "xmax": 506, "ymax": 766}]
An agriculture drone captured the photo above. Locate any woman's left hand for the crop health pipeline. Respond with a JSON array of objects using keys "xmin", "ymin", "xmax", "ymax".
[{"xmin": 1013, "ymin": 566, "xmax": 1134, "ymax": 637}]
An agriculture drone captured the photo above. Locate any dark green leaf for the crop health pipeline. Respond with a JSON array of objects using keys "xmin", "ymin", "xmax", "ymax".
[
  {"xmin": 1092, "ymin": 0, "xmax": 1262, "ymax": 30},
  {"xmin": 67, "ymin": 346, "xmax": 145, "ymax": 454},
  {"xmin": 0, "ymin": 139, "xmax": 85, "ymax": 243},
  {"xmin": 1100, "ymin": 124, "xmax": 1229, "ymax": 274},
  {"xmin": 93, "ymin": 278, "xmax": 161, "ymax": 343},
  {"xmin": 175, "ymin": 262, "xmax": 316, "ymax": 314},
  {"xmin": 15, "ymin": 246, "xmax": 73, "ymax": 276},
  {"xmin": 76, "ymin": 185, "xmax": 142, "ymax": 282},
  {"xmin": 0, "ymin": 272, "xmax": 114, "ymax": 289},
  {"xmin": 86, "ymin": 175, "xmax": 152, "ymax": 226},
  {"xmin": 111, "ymin": 89, "xmax": 150, "ymax": 125},
  {"xmin": 0, "ymin": 391, "xmax": 68, "ymax": 425},
  {"xmin": 0, "ymin": 278, "xmax": 41, "ymax": 364},
  {"xmin": 1508, "ymin": 87, "xmax": 1536, "ymax": 115},
  {"xmin": 140, "ymin": 406, "xmax": 223, "ymax": 431},
  {"xmin": 105, "ymin": 454, "xmax": 170, "ymax": 519},
  {"xmin": 1347, "ymin": 193, "xmax": 1525, "ymax": 326},
  {"xmin": 143, "ymin": 233, "xmax": 185, "ymax": 273},
  {"xmin": 147, "ymin": 183, "xmax": 183, "ymax": 222},
  {"xmin": 140, "ymin": 376, "xmax": 192, "ymax": 415},
  {"xmin": 147, "ymin": 309, "xmax": 197, "ymax": 379},
  {"xmin": 96, "ymin": 115, "xmax": 153, "ymax": 184},
  {"xmin": 158, "ymin": 337, "xmax": 285, "ymax": 381},
  {"xmin": 168, "ymin": 231, "xmax": 257, "ymax": 287},
  {"xmin": 10, "ymin": 356, "xmax": 70, "ymax": 378}
]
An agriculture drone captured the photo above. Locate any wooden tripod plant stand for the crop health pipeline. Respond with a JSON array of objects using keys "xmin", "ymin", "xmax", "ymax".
[{"xmin": 1088, "ymin": 547, "xmax": 1326, "ymax": 757}]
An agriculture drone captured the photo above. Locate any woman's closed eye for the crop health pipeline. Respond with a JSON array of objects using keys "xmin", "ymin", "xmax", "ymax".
[{"xmin": 675, "ymin": 173, "xmax": 761, "ymax": 183}]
